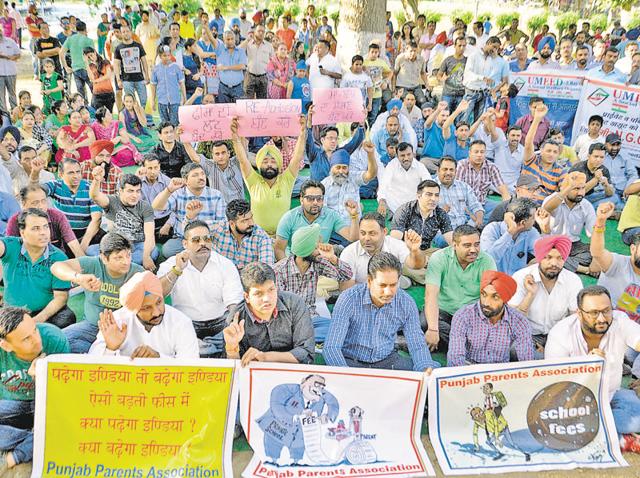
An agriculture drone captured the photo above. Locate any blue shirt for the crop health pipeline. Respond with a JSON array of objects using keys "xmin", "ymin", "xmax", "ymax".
[
  {"xmin": 208, "ymin": 17, "xmax": 225, "ymax": 34},
  {"xmin": 480, "ymin": 221, "xmax": 540, "ymax": 275},
  {"xmin": 423, "ymin": 122, "xmax": 454, "ymax": 158},
  {"xmin": 323, "ymin": 283, "xmax": 440, "ymax": 372},
  {"xmin": 215, "ymin": 45, "xmax": 247, "ymax": 87},
  {"xmin": 370, "ymin": 128, "xmax": 398, "ymax": 157},
  {"xmin": 489, "ymin": 55, "xmax": 509, "ymax": 87},
  {"xmin": 306, "ymin": 127, "xmax": 364, "ymax": 181},
  {"xmin": 509, "ymin": 58, "xmax": 532, "ymax": 72},
  {"xmin": 603, "ymin": 151, "xmax": 639, "ymax": 193},
  {"xmin": 443, "ymin": 136, "xmax": 470, "ymax": 161},
  {"xmin": 276, "ymin": 206, "xmax": 349, "ymax": 248},
  {"xmin": 290, "ymin": 76, "xmax": 311, "ymax": 108},
  {"xmin": 0, "ymin": 191, "xmax": 19, "ymax": 235},
  {"xmin": 586, "ymin": 66, "xmax": 627, "ymax": 83},
  {"xmin": 151, "ymin": 62, "xmax": 184, "ymax": 105}
]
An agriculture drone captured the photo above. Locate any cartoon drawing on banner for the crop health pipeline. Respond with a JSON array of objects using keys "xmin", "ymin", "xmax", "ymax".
[{"xmin": 256, "ymin": 374, "xmax": 380, "ymax": 467}]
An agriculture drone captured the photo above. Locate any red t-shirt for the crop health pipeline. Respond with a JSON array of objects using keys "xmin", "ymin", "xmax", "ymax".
[
  {"xmin": 26, "ymin": 16, "xmax": 44, "ymax": 39},
  {"xmin": 6, "ymin": 207, "xmax": 77, "ymax": 250}
]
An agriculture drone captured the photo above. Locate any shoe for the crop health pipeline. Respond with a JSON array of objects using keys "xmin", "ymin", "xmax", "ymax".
[
  {"xmin": 524, "ymin": 452, "xmax": 531, "ymax": 462},
  {"xmin": 620, "ymin": 433, "xmax": 640, "ymax": 453},
  {"xmin": 0, "ymin": 453, "xmax": 8, "ymax": 476},
  {"xmin": 234, "ymin": 424, "xmax": 243, "ymax": 440},
  {"xmin": 399, "ymin": 276, "xmax": 412, "ymax": 289}
]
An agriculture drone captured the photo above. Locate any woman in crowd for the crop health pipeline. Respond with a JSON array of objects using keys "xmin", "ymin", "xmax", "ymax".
[
  {"xmin": 182, "ymin": 38, "xmax": 204, "ymax": 104},
  {"xmin": 195, "ymin": 24, "xmax": 220, "ymax": 98},
  {"xmin": 119, "ymin": 93, "xmax": 158, "ymax": 155},
  {"xmin": 69, "ymin": 93, "xmax": 95, "ymax": 118},
  {"xmin": 291, "ymin": 40, "xmax": 306, "ymax": 62},
  {"xmin": 18, "ymin": 108, "xmax": 53, "ymax": 156},
  {"xmin": 55, "ymin": 110, "xmax": 94, "ymax": 163},
  {"xmin": 84, "ymin": 46, "xmax": 116, "ymax": 112},
  {"xmin": 44, "ymin": 99, "xmax": 69, "ymax": 150},
  {"xmin": 11, "ymin": 90, "xmax": 31, "ymax": 124},
  {"xmin": 398, "ymin": 21, "xmax": 414, "ymax": 53},
  {"xmin": 91, "ymin": 106, "xmax": 142, "ymax": 167},
  {"xmin": 267, "ymin": 42, "xmax": 296, "ymax": 100}
]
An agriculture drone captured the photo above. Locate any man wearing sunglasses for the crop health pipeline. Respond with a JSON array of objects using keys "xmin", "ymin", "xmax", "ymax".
[{"xmin": 545, "ymin": 285, "xmax": 640, "ymax": 452}]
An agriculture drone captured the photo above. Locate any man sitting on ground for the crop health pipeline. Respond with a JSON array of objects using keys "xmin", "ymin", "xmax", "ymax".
[{"xmin": 80, "ymin": 140, "xmax": 123, "ymax": 195}]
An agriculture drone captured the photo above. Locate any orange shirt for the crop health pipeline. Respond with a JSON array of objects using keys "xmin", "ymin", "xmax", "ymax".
[{"xmin": 277, "ymin": 28, "xmax": 295, "ymax": 51}]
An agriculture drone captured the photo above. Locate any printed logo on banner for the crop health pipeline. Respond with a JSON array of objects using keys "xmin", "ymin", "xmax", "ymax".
[
  {"xmin": 514, "ymin": 77, "xmax": 526, "ymax": 91},
  {"xmin": 587, "ymin": 88, "xmax": 610, "ymax": 106}
]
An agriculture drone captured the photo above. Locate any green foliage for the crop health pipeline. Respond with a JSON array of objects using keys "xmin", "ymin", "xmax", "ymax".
[
  {"xmin": 163, "ymin": 0, "xmax": 203, "ymax": 14},
  {"xmin": 628, "ymin": 12, "xmax": 640, "ymax": 30},
  {"xmin": 287, "ymin": 3, "xmax": 301, "ymax": 18},
  {"xmin": 478, "ymin": 12, "xmax": 492, "ymax": 22},
  {"xmin": 496, "ymin": 13, "xmax": 519, "ymax": 30},
  {"xmin": 395, "ymin": 10, "xmax": 408, "ymax": 27},
  {"xmin": 329, "ymin": 10, "xmax": 340, "ymax": 29},
  {"xmin": 424, "ymin": 11, "xmax": 443, "ymax": 24},
  {"xmin": 527, "ymin": 13, "xmax": 549, "ymax": 32},
  {"xmin": 450, "ymin": 9, "xmax": 473, "ymax": 26},
  {"xmin": 555, "ymin": 12, "xmax": 580, "ymax": 36},
  {"xmin": 589, "ymin": 13, "xmax": 608, "ymax": 32},
  {"xmin": 316, "ymin": 5, "xmax": 328, "ymax": 17},
  {"xmin": 272, "ymin": 2, "xmax": 286, "ymax": 19}
]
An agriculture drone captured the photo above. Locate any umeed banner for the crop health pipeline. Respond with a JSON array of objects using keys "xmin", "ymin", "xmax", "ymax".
[
  {"xmin": 429, "ymin": 357, "xmax": 626, "ymax": 475},
  {"xmin": 32, "ymin": 355, "xmax": 239, "ymax": 478},
  {"xmin": 239, "ymin": 362, "xmax": 434, "ymax": 477},
  {"xmin": 510, "ymin": 71, "xmax": 584, "ymax": 143},
  {"xmin": 571, "ymin": 78, "xmax": 640, "ymax": 165}
]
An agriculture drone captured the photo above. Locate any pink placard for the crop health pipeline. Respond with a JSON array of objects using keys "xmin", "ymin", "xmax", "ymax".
[
  {"xmin": 236, "ymin": 99, "xmax": 302, "ymax": 137},
  {"xmin": 178, "ymin": 104, "xmax": 236, "ymax": 142},
  {"xmin": 311, "ymin": 88, "xmax": 366, "ymax": 126}
]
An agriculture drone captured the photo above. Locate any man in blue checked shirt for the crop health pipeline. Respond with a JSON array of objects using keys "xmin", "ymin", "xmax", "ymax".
[{"xmin": 323, "ymin": 252, "xmax": 439, "ymax": 372}]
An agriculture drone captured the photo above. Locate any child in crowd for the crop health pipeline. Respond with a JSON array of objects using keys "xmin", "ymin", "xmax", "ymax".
[
  {"xmin": 40, "ymin": 60, "xmax": 64, "ymax": 116},
  {"xmin": 380, "ymin": 137, "xmax": 398, "ymax": 166},
  {"xmin": 549, "ymin": 128, "xmax": 578, "ymax": 167},
  {"xmin": 339, "ymin": 55, "xmax": 374, "ymax": 112},
  {"xmin": 287, "ymin": 60, "xmax": 311, "ymax": 111},
  {"xmin": 151, "ymin": 45, "xmax": 186, "ymax": 125},
  {"xmin": 494, "ymin": 83, "xmax": 518, "ymax": 133}
]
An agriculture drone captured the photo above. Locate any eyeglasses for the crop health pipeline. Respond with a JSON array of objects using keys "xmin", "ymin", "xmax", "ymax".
[
  {"xmin": 303, "ymin": 195, "xmax": 324, "ymax": 202},
  {"xmin": 579, "ymin": 307, "xmax": 613, "ymax": 320},
  {"xmin": 189, "ymin": 235, "xmax": 213, "ymax": 244}
]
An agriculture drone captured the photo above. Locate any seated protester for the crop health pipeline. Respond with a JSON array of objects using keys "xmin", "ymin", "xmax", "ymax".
[
  {"xmin": 0, "ymin": 306, "xmax": 70, "ymax": 471},
  {"xmin": 7, "ymin": 185, "xmax": 84, "ymax": 258},
  {"xmin": 447, "ymin": 270, "xmax": 534, "ymax": 366},
  {"xmin": 136, "ymin": 154, "xmax": 174, "ymax": 238},
  {"xmin": 0, "ymin": 209, "xmax": 75, "ymax": 329},
  {"xmin": 190, "ymin": 140, "xmax": 245, "ymax": 203},
  {"xmin": 90, "ymin": 271, "xmax": 199, "ymax": 358},
  {"xmin": 549, "ymin": 128, "xmax": 578, "ymax": 167},
  {"xmin": 0, "ymin": 191, "xmax": 19, "ymax": 235},
  {"xmin": 79, "ymin": 140, "xmax": 123, "ymax": 195},
  {"xmin": 152, "ymin": 163, "xmax": 226, "ymax": 258},
  {"xmin": 480, "ymin": 198, "xmax": 540, "ymax": 275},
  {"xmin": 343, "ymin": 123, "xmax": 386, "ymax": 199},
  {"xmin": 274, "ymin": 224, "xmax": 353, "ymax": 343},
  {"xmin": 152, "ymin": 122, "xmax": 200, "ymax": 178},
  {"xmin": 510, "ymin": 235, "xmax": 583, "ymax": 355},
  {"xmin": 573, "ymin": 114, "xmax": 605, "ymax": 163},
  {"xmin": 424, "ymin": 225, "xmax": 497, "ymax": 351},
  {"xmin": 514, "ymin": 97, "xmax": 550, "ymax": 150},
  {"xmin": 52, "ymin": 233, "xmax": 145, "ymax": 353},
  {"xmin": 569, "ymin": 143, "xmax": 622, "ymax": 209},
  {"xmin": 379, "ymin": 137, "xmax": 398, "ymax": 166},
  {"xmin": 421, "ymin": 101, "xmax": 454, "ymax": 173},
  {"xmin": 3, "ymin": 145, "xmax": 54, "ymax": 196},
  {"xmin": 487, "ymin": 176, "xmax": 542, "ymax": 225},
  {"xmin": 390, "ymin": 179, "xmax": 452, "ymax": 283},
  {"xmin": 341, "ymin": 212, "xmax": 425, "ymax": 287},
  {"xmin": 441, "ymin": 99, "xmax": 472, "ymax": 161},
  {"xmin": 88, "ymin": 172, "xmax": 158, "ymax": 268},
  {"xmin": 603, "ymin": 133, "xmax": 639, "ymax": 198},
  {"xmin": 369, "ymin": 99, "xmax": 417, "ymax": 152},
  {"xmin": 542, "ymin": 171, "xmax": 597, "ymax": 274},
  {"xmin": 377, "ymin": 142, "xmax": 432, "ymax": 217},
  {"xmin": 33, "ymin": 158, "xmax": 104, "ymax": 250},
  {"xmin": 401, "ymin": 92, "xmax": 421, "ymax": 127},
  {"xmin": 158, "ymin": 220, "xmax": 243, "ymax": 357},
  {"xmin": 231, "ymin": 116, "xmax": 305, "ymax": 236},
  {"xmin": 521, "ymin": 104, "xmax": 567, "ymax": 203},
  {"xmin": 486, "ymin": 122, "xmax": 525, "ymax": 193},
  {"xmin": 306, "ymin": 106, "xmax": 365, "ymax": 182},
  {"xmin": 618, "ymin": 187, "xmax": 640, "ymax": 245},
  {"xmin": 435, "ymin": 157, "xmax": 484, "ymax": 231},
  {"xmin": 0, "ymin": 127, "xmax": 21, "ymax": 172},
  {"xmin": 545, "ymin": 285, "xmax": 640, "ymax": 451},
  {"xmin": 321, "ymin": 144, "xmax": 377, "ymax": 223},
  {"xmin": 324, "ymin": 252, "xmax": 439, "ymax": 371},
  {"xmin": 371, "ymin": 114, "xmax": 403, "ymax": 158},
  {"xmin": 222, "ymin": 261, "xmax": 315, "ymax": 365},
  {"xmin": 455, "ymin": 140, "xmax": 511, "ymax": 216},
  {"xmin": 275, "ymin": 181, "xmax": 358, "ymax": 260}
]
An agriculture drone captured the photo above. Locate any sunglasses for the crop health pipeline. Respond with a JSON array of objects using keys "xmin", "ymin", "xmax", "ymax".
[{"xmin": 189, "ymin": 235, "xmax": 213, "ymax": 244}]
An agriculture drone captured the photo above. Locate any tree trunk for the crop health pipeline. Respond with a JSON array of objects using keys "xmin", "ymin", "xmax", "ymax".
[{"xmin": 337, "ymin": 0, "xmax": 387, "ymax": 69}]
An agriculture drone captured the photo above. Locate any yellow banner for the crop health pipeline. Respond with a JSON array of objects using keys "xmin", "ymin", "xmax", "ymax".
[{"xmin": 34, "ymin": 357, "xmax": 237, "ymax": 478}]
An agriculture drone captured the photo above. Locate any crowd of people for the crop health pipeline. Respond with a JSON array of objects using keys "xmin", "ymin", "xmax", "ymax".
[{"xmin": 0, "ymin": 1, "xmax": 640, "ymax": 473}]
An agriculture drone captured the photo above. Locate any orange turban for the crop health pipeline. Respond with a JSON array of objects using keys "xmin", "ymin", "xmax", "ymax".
[
  {"xmin": 89, "ymin": 140, "xmax": 114, "ymax": 158},
  {"xmin": 534, "ymin": 235, "xmax": 572, "ymax": 263},
  {"xmin": 480, "ymin": 270, "xmax": 517, "ymax": 303},
  {"xmin": 119, "ymin": 271, "xmax": 163, "ymax": 312}
]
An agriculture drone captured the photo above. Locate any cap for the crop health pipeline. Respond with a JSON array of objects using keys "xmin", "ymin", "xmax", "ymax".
[
  {"xmin": 296, "ymin": 60, "xmax": 307, "ymax": 70},
  {"xmin": 516, "ymin": 175, "xmax": 541, "ymax": 188},
  {"xmin": 605, "ymin": 133, "xmax": 622, "ymax": 144}
]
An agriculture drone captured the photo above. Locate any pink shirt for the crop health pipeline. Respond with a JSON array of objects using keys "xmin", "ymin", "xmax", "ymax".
[{"xmin": 419, "ymin": 33, "xmax": 437, "ymax": 61}]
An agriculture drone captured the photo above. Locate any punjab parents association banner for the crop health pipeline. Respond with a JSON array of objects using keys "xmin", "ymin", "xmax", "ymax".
[
  {"xmin": 509, "ymin": 71, "xmax": 584, "ymax": 143},
  {"xmin": 32, "ymin": 355, "xmax": 239, "ymax": 478},
  {"xmin": 429, "ymin": 357, "xmax": 626, "ymax": 475},
  {"xmin": 239, "ymin": 362, "xmax": 434, "ymax": 477}
]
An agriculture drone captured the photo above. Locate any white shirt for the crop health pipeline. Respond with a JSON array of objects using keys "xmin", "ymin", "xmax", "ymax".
[
  {"xmin": 542, "ymin": 194, "xmax": 596, "ymax": 242},
  {"xmin": 401, "ymin": 105, "xmax": 422, "ymax": 127},
  {"xmin": 615, "ymin": 56, "xmax": 633, "ymax": 75},
  {"xmin": 158, "ymin": 251, "xmax": 243, "ymax": 322},
  {"xmin": 377, "ymin": 158, "xmax": 431, "ymax": 213},
  {"xmin": 573, "ymin": 133, "xmax": 606, "ymax": 162},
  {"xmin": 89, "ymin": 305, "xmax": 199, "ymax": 359},
  {"xmin": 545, "ymin": 311, "xmax": 640, "ymax": 398},
  {"xmin": 340, "ymin": 236, "xmax": 410, "ymax": 283},
  {"xmin": 491, "ymin": 132, "xmax": 524, "ymax": 191},
  {"xmin": 510, "ymin": 264, "xmax": 583, "ymax": 335},
  {"xmin": 307, "ymin": 52, "xmax": 342, "ymax": 92}
]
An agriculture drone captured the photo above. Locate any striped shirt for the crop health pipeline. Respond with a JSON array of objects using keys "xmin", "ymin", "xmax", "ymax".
[
  {"xmin": 199, "ymin": 156, "xmax": 245, "ymax": 203},
  {"xmin": 165, "ymin": 186, "xmax": 226, "ymax": 237},
  {"xmin": 455, "ymin": 159, "xmax": 505, "ymax": 205},
  {"xmin": 447, "ymin": 302, "xmax": 534, "ymax": 367},
  {"xmin": 41, "ymin": 179, "xmax": 101, "ymax": 231},
  {"xmin": 436, "ymin": 179, "xmax": 484, "ymax": 228},
  {"xmin": 210, "ymin": 220, "xmax": 274, "ymax": 270},
  {"xmin": 521, "ymin": 153, "xmax": 567, "ymax": 203},
  {"xmin": 323, "ymin": 283, "xmax": 439, "ymax": 372}
]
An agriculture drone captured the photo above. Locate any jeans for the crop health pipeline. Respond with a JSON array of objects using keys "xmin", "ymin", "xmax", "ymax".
[
  {"xmin": 610, "ymin": 388, "xmax": 640, "ymax": 435},
  {"xmin": 63, "ymin": 321, "xmax": 99, "ymax": 353},
  {"xmin": 367, "ymin": 97, "xmax": 382, "ymax": 125},
  {"xmin": 586, "ymin": 190, "xmax": 623, "ymax": 210},
  {"xmin": 396, "ymin": 85, "xmax": 427, "ymax": 106},
  {"xmin": 312, "ymin": 316, "xmax": 331, "ymax": 343},
  {"xmin": 0, "ymin": 399, "xmax": 35, "ymax": 465},
  {"xmin": 123, "ymin": 80, "xmax": 148, "ymax": 108},
  {"xmin": 462, "ymin": 88, "xmax": 489, "ymax": 124},
  {"xmin": 91, "ymin": 92, "xmax": 115, "ymax": 112},
  {"xmin": 343, "ymin": 351, "xmax": 414, "ymax": 371},
  {"xmin": 217, "ymin": 82, "xmax": 244, "ymax": 104},
  {"xmin": 73, "ymin": 68, "xmax": 92, "ymax": 100},
  {"xmin": 87, "ymin": 241, "xmax": 158, "ymax": 265},
  {"xmin": 245, "ymin": 73, "xmax": 267, "ymax": 99},
  {"xmin": 483, "ymin": 200, "xmax": 499, "ymax": 221},
  {"xmin": 441, "ymin": 94, "xmax": 464, "ymax": 114},
  {"xmin": 622, "ymin": 227, "xmax": 640, "ymax": 245},
  {"xmin": 0, "ymin": 75, "xmax": 17, "ymax": 111},
  {"xmin": 161, "ymin": 237, "xmax": 184, "ymax": 259},
  {"xmin": 159, "ymin": 103, "xmax": 180, "ymax": 125},
  {"xmin": 34, "ymin": 305, "xmax": 76, "ymax": 329},
  {"xmin": 192, "ymin": 319, "xmax": 225, "ymax": 358}
]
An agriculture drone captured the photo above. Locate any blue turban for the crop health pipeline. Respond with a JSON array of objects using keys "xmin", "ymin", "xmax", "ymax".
[
  {"xmin": 230, "ymin": 18, "xmax": 241, "ymax": 28},
  {"xmin": 538, "ymin": 36, "xmax": 556, "ymax": 52},
  {"xmin": 329, "ymin": 149, "xmax": 350, "ymax": 168},
  {"xmin": 386, "ymin": 99, "xmax": 402, "ymax": 112}
]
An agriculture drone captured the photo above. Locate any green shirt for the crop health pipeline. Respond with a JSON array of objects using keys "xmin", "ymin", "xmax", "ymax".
[
  {"xmin": 245, "ymin": 169, "xmax": 295, "ymax": 236},
  {"xmin": 0, "ymin": 237, "xmax": 71, "ymax": 312},
  {"xmin": 1, "ymin": 323, "xmax": 70, "ymax": 401},
  {"xmin": 425, "ymin": 246, "xmax": 496, "ymax": 315},
  {"xmin": 276, "ymin": 205, "xmax": 349, "ymax": 251},
  {"xmin": 63, "ymin": 33, "xmax": 94, "ymax": 71},
  {"xmin": 78, "ymin": 256, "xmax": 144, "ymax": 324}
]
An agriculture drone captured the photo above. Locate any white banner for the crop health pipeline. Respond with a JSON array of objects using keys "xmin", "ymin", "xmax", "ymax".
[
  {"xmin": 429, "ymin": 357, "xmax": 626, "ymax": 475},
  {"xmin": 240, "ymin": 362, "xmax": 435, "ymax": 477},
  {"xmin": 571, "ymin": 78, "xmax": 640, "ymax": 165}
]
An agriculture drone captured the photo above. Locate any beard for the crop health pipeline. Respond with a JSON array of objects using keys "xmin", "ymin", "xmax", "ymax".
[
  {"xmin": 332, "ymin": 173, "xmax": 348, "ymax": 185},
  {"xmin": 235, "ymin": 224, "xmax": 254, "ymax": 236},
  {"xmin": 540, "ymin": 266, "xmax": 561, "ymax": 280},
  {"xmin": 259, "ymin": 166, "xmax": 278, "ymax": 179},
  {"xmin": 97, "ymin": 160, "xmax": 111, "ymax": 178},
  {"xmin": 571, "ymin": 194, "xmax": 584, "ymax": 204},
  {"xmin": 634, "ymin": 255, "xmax": 640, "ymax": 269},
  {"xmin": 540, "ymin": 51, "xmax": 552, "ymax": 59},
  {"xmin": 481, "ymin": 303, "xmax": 503, "ymax": 318}
]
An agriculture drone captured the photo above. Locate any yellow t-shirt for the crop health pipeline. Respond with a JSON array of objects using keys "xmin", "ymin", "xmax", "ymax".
[
  {"xmin": 619, "ymin": 193, "xmax": 640, "ymax": 232},
  {"xmin": 363, "ymin": 58, "xmax": 391, "ymax": 99},
  {"xmin": 179, "ymin": 20, "xmax": 195, "ymax": 40},
  {"xmin": 245, "ymin": 169, "xmax": 295, "ymax": 236},
  {"xmin": 560, "ymin": 145, "xmax": 578, "ymax": 166}
]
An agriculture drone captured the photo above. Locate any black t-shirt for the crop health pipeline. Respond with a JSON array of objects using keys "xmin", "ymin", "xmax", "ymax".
[
  {"xmin": 35, "ymin": 36, "xmax": 62, "ymax": 74},
  {"xmin": 153, "ymin": 142, "xmax": 190, "ymax": 178},
  {"xmin": 569, "ymin": 160, "xmax": 612, "ymax": 197},
  {"xmin": 114, "ymin": 41, "xmax": 147, "ymax": 82}
]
